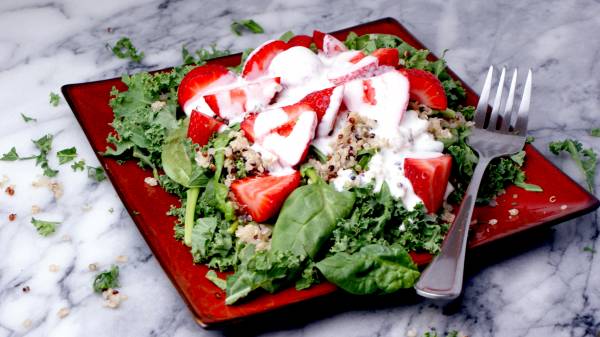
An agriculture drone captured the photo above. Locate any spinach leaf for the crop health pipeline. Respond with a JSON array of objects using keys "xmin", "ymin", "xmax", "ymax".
[
  {"xmin": 161, "ymin": 120, "xmax": 209, "ymax": 188},
  {"xmin": 270, "ymin": 169, "xmax": 355, "ymax": 258},
  {"xmin": 316, "ymin": 244, "xmax": 420, "ymax": 295}
]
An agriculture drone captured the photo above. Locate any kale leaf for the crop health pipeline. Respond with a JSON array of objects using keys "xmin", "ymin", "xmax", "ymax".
[
  {"xmin": 549, "ymin": 139, "xmax": 597, "ymax": 192},
  {"xmin": 231, "ymin": 19, "xmax": 264, "ymax": 36},
  {"xmin": 93, "ymin": 265, "xmax": 120, "ymax": 293},
  {"xmin": 31, "ymin": 217, "xmax": 60, "ymax": 236},
  {"xmin": 111, "ymin": 37, "xmax": 144, "ymax": 62}
]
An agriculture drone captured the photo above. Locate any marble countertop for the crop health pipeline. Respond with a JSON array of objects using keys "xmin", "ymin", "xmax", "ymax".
[{"xmin": 1, "ymin": 0, "xmax": 599, "ymax": 336}]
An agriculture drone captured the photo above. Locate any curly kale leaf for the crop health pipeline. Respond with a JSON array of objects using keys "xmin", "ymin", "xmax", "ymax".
[
  {"xmin": 330, "ymin": 183, "xmax": 447, "ymax": 255},
  {"xmin": 549, "ymin": 139, "xmax": 597, "ymax": 192},
  {"xmin": 105, "ymin": 66, "xmax": 194, "ymax": 169}
]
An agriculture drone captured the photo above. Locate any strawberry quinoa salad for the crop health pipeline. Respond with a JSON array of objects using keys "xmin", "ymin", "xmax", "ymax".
[{"xmin": 105, "ymin": 30, "xmax": 539, "ymax": 304}]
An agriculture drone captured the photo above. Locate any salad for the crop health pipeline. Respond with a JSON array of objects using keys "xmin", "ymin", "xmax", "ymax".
[{"xmin": 105, "ymin": 30, "xmax": 539, "ymax": 304}]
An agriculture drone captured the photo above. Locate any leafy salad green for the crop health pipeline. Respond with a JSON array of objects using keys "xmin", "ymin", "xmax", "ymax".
[{"xmin": 104, "ymin": 31, "xmax": 539, "ymax": 305}]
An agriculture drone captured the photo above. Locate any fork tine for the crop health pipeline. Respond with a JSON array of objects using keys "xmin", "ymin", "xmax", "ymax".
[
  {"xmin": 514, "ymin": 69, "xmax": 532, "ymax": 134},
  {"xmin": 474, "ymin": 66, "xmax": 494, "ymax": 128},
  {"xmin": 500, "ymin": 69, "xmax": 518, "ymax": 132},
  {"xmin": 486, "ymin": 67, "xmax": 506, "ymax": 130}
]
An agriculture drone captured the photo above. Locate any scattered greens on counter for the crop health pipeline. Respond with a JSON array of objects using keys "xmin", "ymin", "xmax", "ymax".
[
  {"xmin": 57, "ymin": 147, "xmax": 77, "ymax": 164},
  {"xmin": 583, "ymin": 246, "xmax": 596, "ymax": 253},
  {"xmin": 21, "ymin": 113, "xmax": 37, "ymax": 123},
  {"xmin": 49, "ymin": 92, "xmax": 60, "ymax": 107},
  {"xmin": 71, "ymin": 159, "xmax": 86, "ymax": 171},
  {"xmin": 0, "ymin": 147, "xmax": 20, "ymax": 161},
  {"xmin": 590, "ymin": 128, "xmax": 600, "ymax": 137},
  {"xmin": 231, "ymin": 19, "xmax": 264, "ymax": 36},
  {"xmin": 87, "ymin": 166, "xmax": 107, "ymax": 182},
  {"xmin": 111, "ymin": 37, "xmax": 144, "ymax": 62},
  {"xmin": 31, "ymin": 217, "xmax": 60, "ymax": 236},
  {"xmin": 33, "ymin": 134, "xmax": 58, "ymax": 177},
  {"xmin": 549, "ymin": 139, "xmax": 597, "ymax": 192},
  {"xmin": 182, "ymin": 44, "xmax": 230, "ymax": 65},
  {"xmin": 93, "ymin": 265, "xmax": 120, "ymax": 293}
]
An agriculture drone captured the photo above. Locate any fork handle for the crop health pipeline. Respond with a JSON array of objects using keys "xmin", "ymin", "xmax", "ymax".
[{"xmin": 414, "ymin": 156, "xmax": 492, "ymax": 300}]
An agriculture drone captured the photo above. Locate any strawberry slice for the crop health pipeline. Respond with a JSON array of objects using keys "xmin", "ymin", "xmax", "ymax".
[
  {"xmin": 404, "ymin": 155, "xmax": 452, "ymax": 213},
  {"xmin": 312, "ymin": 30, "xmax": 325, "ymax": 50},
  {"xmin": 260, "ymin": 107, "xmax": 317, "ymax": 166},
  {"xmin": 322, "ymin": 33, "xmax": 347, "ymax": 56},
  {"xmin": 178, "ymin": 64, "xmax": 236, "ymax": 114},
  {"xmin": 298, "ymin": 86, "xmax": 344, "ymax": 137},
  {"xmin": 242, "ymin": 40, "xmax": 289, "ymax": 80},
  {"xmin": 371, "ymin": 48, "xmax": 399, "ymax": 67},
  {"xmin": 328, "ymin": 51, "xmax": 379, "ymax": 85},
  {"xmin": 288, "ymin": 35, "xmax": 313, "ymax": 48},
  {"xmin": 343, "ymin": 70, "xmax": 409, "ymax": 128},
  {"xmin": 241, "ymin": 103, "xmax": 309, "ymax": 143},
  {"xmin": 402, "ymin": 68, "xmax": 448, "ymax": 110},
  {"xmin": 187, "ymin": 110, "xmax": 225, "ymax": 146},
  {"xmin": 202, "ymin": 77, "xmax": 281, "ymax": 122},
  {"xmin": 231, "ymin": 171, "xmax": 301, "ymax": 222}
]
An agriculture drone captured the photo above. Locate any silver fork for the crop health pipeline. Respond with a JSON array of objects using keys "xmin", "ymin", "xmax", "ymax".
[{"xmin": 414, "ymin": 66, "xmax": 532, "ymax": 300}]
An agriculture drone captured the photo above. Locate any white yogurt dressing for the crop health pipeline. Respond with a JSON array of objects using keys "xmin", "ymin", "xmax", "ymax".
[{"xmin": 330, "ymin": 109, "xmax": 445, "ymax": 210}]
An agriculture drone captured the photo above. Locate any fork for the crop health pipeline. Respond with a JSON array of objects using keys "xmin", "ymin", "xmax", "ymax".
[{"xmin": 414, "ymin": 66, "xmax": 533, "ymax": 300}]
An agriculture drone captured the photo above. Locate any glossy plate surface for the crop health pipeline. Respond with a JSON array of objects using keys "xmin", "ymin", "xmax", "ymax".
[{"xmin": 62, "ymin": 17, "xmax": 599, "ymax": 327}]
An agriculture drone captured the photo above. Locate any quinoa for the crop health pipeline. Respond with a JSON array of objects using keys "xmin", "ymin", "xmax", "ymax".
[
  {"xmin": 310, "ymin": 112, "xmax": 378, "ymax": 181},
  {"xmin": 235, "ymin": 223, "xmax": 273, "ymax": 251},
  {"xmin": 196, "ymin": 131, "xmax": 266, "ymax": 186}
]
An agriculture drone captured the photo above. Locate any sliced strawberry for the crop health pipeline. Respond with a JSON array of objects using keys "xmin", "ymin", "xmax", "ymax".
[
  {"xmin": 322, "ymin": 33, "xmax": 347, "ymax": 56},
  {"xmin": 288, "ymin": 35, "xmax": 313, "ymax": 48},
  {"xmin": 178, "ymin": 64, "xmax": 236, "ymax": 114},
  {"xmin": 404, "ymin": 155, "xmax": 452, "ymax": 213},
  {"xmin": 202, "ymin": 77, "xmax": 281, "ymax": 121},
  {"xmin": 242, "ymin": 40, "xmax": 289, "ymax": 80},
  {"xmin": 240, "ymin": 113, "xmax": 258, "ymax": 142},
  {"xmin": 343, "ymin": 70, "xmax": 409, "ymax": 127},
  {"xmin": 187, "ymin": 110, "xmax": 224, "ymax": 146},
  {"xmin": 402, "ymin": 68, "xmax": 448, "ymax": 110},
  {"xmin": 260, "ymin": 107, "xmax": 317, "ymax": 166},
  {"xmin": 231, "ymin": 171, "xmax": 301, "ymax": 222},
  {"xmin": 312, "ymin": 30, "xmax": 325, "ymax": 50},
  {"xmin": 297, "ymin": 86, "xmax": 344, "ymax": 137},
  {"xmin": 328, "ymin": 52, "xmax": 379, "ymax": 85},
  {"xmin": 298, "ymin": 87, "xmax": 336, "ymax": 120},
  {"xmin": 371, "ymin": 48, "xmax": 399, "ymax": 67}
]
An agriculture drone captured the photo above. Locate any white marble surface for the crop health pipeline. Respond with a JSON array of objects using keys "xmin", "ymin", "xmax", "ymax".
[{"xmin": 1, "ymin": 0, "xmax": 599, "ymax": 336}]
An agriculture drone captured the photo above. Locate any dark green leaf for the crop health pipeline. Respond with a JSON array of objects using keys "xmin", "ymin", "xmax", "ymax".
[
  {"xmin": 87, "ymin": 166, "xmax": 106, "ymax": 182},
  {"xmin": 71, "ymin": 159, "xmax": 85, "ymax": 171},
  {"xmin": 317, "ymin": 244, "xmax": 420, "ymax": 294},
  {"xmin": 111, "ymin": 37, "xmax": 144, "ymax": 62},
  {"xmin": 549, "ymin": 139, "xmax": 597, "ymax": 192},
  {"xmin": 49, "ymin": 92, "xmax": 60, "ymax": 107},
  {"xmin": 1, "ymin": 147, "xmax": 19, "ymax": 161},
  {"xmin": 231, "ymin": 19, "xmax": 264, "ymax": 36},
  {"xmin": 591, "ymin": 128, "xmax": 600, "ymax": 137},
  {"xmin": 57, "ymin": 147, "xmax": 77, "ymax": 164},
  {"xmin": 31, "ymin": 217, "xmax": 60, "ymax": 236},
  {"xmin": 93, "ymin": 265, "xmax": 120, "ymax": 293},
  {"xmin": 271, "ymin": 174, "xmax": 355, "ymax": 258},
  {"xmin": 21, "ymin": 113, "xmax": 37, "ymax": 123}
]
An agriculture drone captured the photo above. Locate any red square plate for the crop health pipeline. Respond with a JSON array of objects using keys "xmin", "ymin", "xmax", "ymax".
[{"xmin": 62, "ymin": 18, "xmax": 599, "ymax": 327}]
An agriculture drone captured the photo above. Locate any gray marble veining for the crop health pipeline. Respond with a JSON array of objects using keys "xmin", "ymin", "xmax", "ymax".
[{"xmin": 0, "ymin": 0, "xmax": 599, "ymax": 336}]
